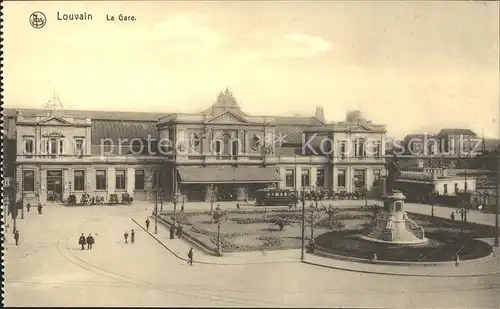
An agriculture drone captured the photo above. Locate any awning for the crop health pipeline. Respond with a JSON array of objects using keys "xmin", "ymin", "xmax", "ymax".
[{"xmin": 177, "ymin": 166, "xmax": 281, "ymax": 184}]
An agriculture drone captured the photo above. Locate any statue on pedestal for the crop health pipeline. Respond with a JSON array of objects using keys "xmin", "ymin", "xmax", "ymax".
[{"xmin": 385, "ymin": 154, "xmax": 402, "ymax": 194}]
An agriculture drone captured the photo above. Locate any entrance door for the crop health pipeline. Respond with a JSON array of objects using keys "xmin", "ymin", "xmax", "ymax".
[
  {"xmin": 217, "ymin": 184, "xmax": 237, "ymax": 201},
  {"xmin": 47, "ymin": 170, "xmax": 63, "ymax": 201}
]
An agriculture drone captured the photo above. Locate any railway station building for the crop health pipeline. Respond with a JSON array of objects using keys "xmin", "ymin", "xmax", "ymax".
[{"xmin": 4, "ymin": 89, "xmax": 387, "ymax": 204}]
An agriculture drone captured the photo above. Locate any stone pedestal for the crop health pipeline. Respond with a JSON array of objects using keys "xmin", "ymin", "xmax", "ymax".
[{"xmin": 361, "ymin": 190, "xmax": 427, "ymax": 245}]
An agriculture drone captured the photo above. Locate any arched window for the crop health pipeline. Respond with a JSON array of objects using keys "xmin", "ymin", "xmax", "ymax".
[{"xmin": 222, "ymin": 132, "xmax": 231, "ymax": 156}]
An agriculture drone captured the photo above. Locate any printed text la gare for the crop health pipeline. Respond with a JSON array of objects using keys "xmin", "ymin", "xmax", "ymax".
[{"xmin": 106, "ymin": 14, "xmax": 136, "ymax": 22}]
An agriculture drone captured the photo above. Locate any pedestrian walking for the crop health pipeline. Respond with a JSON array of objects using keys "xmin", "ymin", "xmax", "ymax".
[
  {"xmin": 450, "ymin": 211, "xmax": 455, "ymax": 222},
  {"xmin": 181, "ymin": 204, "xmax": 184, "ymax": 213},
  {"xmin": 78, "ymin": 233, "xmax": 86, "ymax": 250},
  {"xmin": 187, "ymin": 248, "xmax": 193, "ymax": 266},
  {"xmin": 176, "ymin": 225, "xmax": 183, "ymax": 239},
  {"xmin": 236, "ymin": 203, "xmax": 240, "ymax": 210},
  {"xmin": 131, "ymin": 230, "xmax": 135, "ymax": 244},
  {"xmin": 86, "ymin": 234, "xmax": 95, "ymax": 250},
  {"xmin": 14, "ymin": 230, "xmax": 20, "ymax": 246},
  {"xmin": 37, "ymin": 203, "xmax": 43, "ymax": 215},
  {"xmin": 124, "ymin": 231, "xmax": 129, "ymax": 243},
  {"xmin": 169, "ymin": 225, "xmax": 175, "ymax": 239},
  {"xmin": 26, "ymin": 203, "xmax": 31, "ymax": 212},
  {"xmin": 145, "ymin": 218, "xmax": 150, "ymax": 231}
]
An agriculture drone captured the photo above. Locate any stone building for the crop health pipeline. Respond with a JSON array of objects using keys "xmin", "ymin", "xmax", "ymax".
[
  {"xmin": 396, "ymin": 168, "xmax": 477, "ymax": 203},
  {"xmin": 4, "ymin": 89, "xmax": 387, "ymax": 205}
]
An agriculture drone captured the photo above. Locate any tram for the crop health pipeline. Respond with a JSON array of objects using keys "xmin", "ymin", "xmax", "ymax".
[{"xmin": 255, "ymin": 188, "xmax": 297, "ymax": 206}]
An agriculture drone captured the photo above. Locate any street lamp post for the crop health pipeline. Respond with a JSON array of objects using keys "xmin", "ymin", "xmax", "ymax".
[
  {"xmin": 160, "ymin": 188, "xmax": 163, "ymax": 213},
  {"xmin": 494, "ymin": 148, "xmax": 499, "ymax": 247},
  {"xmin": 217, "ymin": 220, "xmax": 221, "ymax": 255},
  {"xmin": 154, "ymin": 171, "xmax": 159, "ymax": 235},
  {"xmin": 212, "ymin": 206, "xmax": 227, "ymax": 257},
  {"xmin": 300, "ymin": 179, "xmax": 306, "ymax": 260},
  {"xmin": 430, "ymin": 192, "xmax": 435, "ymax": 218}
]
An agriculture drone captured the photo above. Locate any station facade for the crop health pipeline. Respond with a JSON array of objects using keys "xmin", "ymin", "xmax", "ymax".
[{"xmin": 5, "ymin": 89, "xmax": 387, "ymax": 204}]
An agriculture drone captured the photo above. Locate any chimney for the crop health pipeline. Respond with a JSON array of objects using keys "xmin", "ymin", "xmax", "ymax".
[{"xmin": 315, "ymin": 106, "xmax": 325, "ymax": 123}]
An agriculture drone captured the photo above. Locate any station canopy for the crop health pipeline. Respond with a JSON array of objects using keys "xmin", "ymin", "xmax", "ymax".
[{"xmin": 177, "ymin": 166, "xmax": 281, "ymax": 184}]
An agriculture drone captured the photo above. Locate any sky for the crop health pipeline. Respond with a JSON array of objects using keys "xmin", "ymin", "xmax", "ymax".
[{"xmin": 3, "ymin": 1, "xmax": 499, "ymax": 138}]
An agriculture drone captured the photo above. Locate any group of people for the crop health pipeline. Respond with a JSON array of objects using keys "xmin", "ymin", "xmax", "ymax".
[
  {"xmin": 78, "ymin": 233, "xmax": 96, "ymax": 250},
  {"xmin": 24, "ymin": 202, "xmax": 43, "ymax": 215},
  {"xmin": 124, "ymin": 230, "xmax": 136, "ymax": 244}
]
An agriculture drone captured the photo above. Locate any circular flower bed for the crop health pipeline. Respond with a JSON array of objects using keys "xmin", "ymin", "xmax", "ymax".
[{"xmin": 314, "ymin": 229, "xmax": 493, "ymax": 262}]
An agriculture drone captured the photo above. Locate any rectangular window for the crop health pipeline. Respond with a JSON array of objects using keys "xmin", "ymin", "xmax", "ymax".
[
  {"xmin": 58, "ymin": 140, "xmax": 64, "ymax": 154},
  {"xmin": 316, "ymin": 169, "xmax": 325, "ymax": 188},
  {"xmin": 285, "ymin": 169, "xmax": 295, "ymax": 187},
  {"xmin": 337, "ymin": 169, "xmax": 346, "ymax": 187},
  {"xmin": 24, "ymin": 138, "xmax": 34, "ymax": 155},
  {"xmin": 50, "ymin": 138, "xmax": 57, "ymax": 154},
  {"xmin": 373, "ymin": 169, "xmax": 381, "ymax": 183},
  {"xmin": 454, "ymin": 183, "xmax": 459, "ymax": 194},
  {"xmin": 301, "ymin": 169, "xmax": 310, "ymax": 187},
  {"xmin": 23, "ymin": 170, "xmax": 35, "ymax": 192},
  {"xmin": 96, "ymin": 170, "xmax": 107, "ymax": 190},
  {"xmin": 74, "ymin": 170, "xmax": 85, "ymax": 191},
  {"xmin": 443, "ymin": 184, "xmax": 448, "ymax": 195},
  {"xmin": 339, "ymin": 141, "xmax": 347, "ymax": 159},
  {"xmin": 115, "ymin": 170, "xmax": 126, "ymax": 190},
  {"xmin": 74, "ymin": 138, "xmax": 84, "ymax": 155},
  {"xmin": 231, "ymin": 140, "xmax": 238, "ymax": 157},
  {"xmin": 353, "ymin": 169, "xmax": 366, "ymax": 189},
  {"xmin": 215, "ymin": 141, "xmax": 221, "ymax": 156},
  {"xmin": 373, "ymin": 142, "xmax": 381, "ymax": 158},
  {"xmin": 135, "ymin": 170, "xmax": 145, "ymax": 190},
  {"xmin": 355, "ymin": 140, "xmax": 365, "ymax": 157}
]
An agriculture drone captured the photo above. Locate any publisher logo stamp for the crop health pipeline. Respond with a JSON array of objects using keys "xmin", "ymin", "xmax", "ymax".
[{"xmin": 29, "ymin": 11, "xmax": 46, "ymax": 29}]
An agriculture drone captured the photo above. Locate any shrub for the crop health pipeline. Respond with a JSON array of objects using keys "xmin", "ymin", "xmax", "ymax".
[
  {"xmin": 269, "ymin": 217, "xmax": 292, "ymax": 231},
  {"xmin": 259, "ymin": 236, "xmax": 284, "ymax": 250},
  {"xmin": 171, "ymin": 213, "xmax": 193, "ymax": 225},
  {"xmin": 231, "ymin": 217, "xmax": 269, "ymax": 224}
]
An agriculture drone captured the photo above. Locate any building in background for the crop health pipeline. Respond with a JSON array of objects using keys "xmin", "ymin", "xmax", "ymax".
[{"xmin": 4, "ymin": 89, "xmax": 387, "ymax": 205}]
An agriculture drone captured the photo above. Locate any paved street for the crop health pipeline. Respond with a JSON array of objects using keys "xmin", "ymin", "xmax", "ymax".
[{"xmin": 4, "ymin": 202, "xmax": 500, "ymax": 307}]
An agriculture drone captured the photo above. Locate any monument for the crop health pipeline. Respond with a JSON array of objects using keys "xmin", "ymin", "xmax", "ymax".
[{"xmin": 361, "ymin": 155, "xmax": 428, "ymax": 245}]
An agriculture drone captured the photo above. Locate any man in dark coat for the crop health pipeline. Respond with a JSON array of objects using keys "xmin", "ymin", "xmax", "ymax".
[
  {"xmin": 145, "ymin": 218, "xmax": 150, "ymax": 231},
  {"xmin": 26, "ymin": 203, "xmax": 31, "ymax": 212},
  {"xmin": 130, "ymin": 230, "xmax": 135, "ymax": 244},
  {"xmin": 37, "ymin": 203, "xmax": 43, "ymax": 215},
  {"xmin": 176, "ymin": 225, "xmax": 183, "ymax": 239},
  {"xmin": 187, "ymin": 248, "xmax": 193, "ymax": 266},
  {"xmin": 86, "ymin": 234, "xmax": 95, "ymax": 249},
  {"xmin": 124, "ymin": 231, "xmax": 129, "ymax": 243},
  {"xmin": 78, "ymin": 233, "xmax": 86, "ymax": 250},
  {"xmin": 169, "ymin": 225, "xmax": 175, "ymax": 239},
  {"xmin": 14, "ymin": 230, "xmax": 20, "ymax": 246}
]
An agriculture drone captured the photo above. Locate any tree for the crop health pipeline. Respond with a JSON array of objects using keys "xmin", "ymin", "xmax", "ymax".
[
  {"xmin": 323, "ymin": 205, "xmax": 345, "ymax": 230},
  {"xmin": 211, "ymin": 206, "xmax": 228, "ymax": 256},
  {"xmin": 270, "ymin": 217, "xmax": 292, "ymax": 231}
]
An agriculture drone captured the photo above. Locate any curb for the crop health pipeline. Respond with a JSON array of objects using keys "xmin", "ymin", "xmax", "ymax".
[
  {"xmin": 300, "ymin": 259, "xmax": 500, "ymax": 278},
  {"xmin": 130, "ymin": 218, "xmax": 298, "ymax": 266},
  {"xmin": 313, "ymin": 247, "xmax": 495, "ymax": 267}
]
